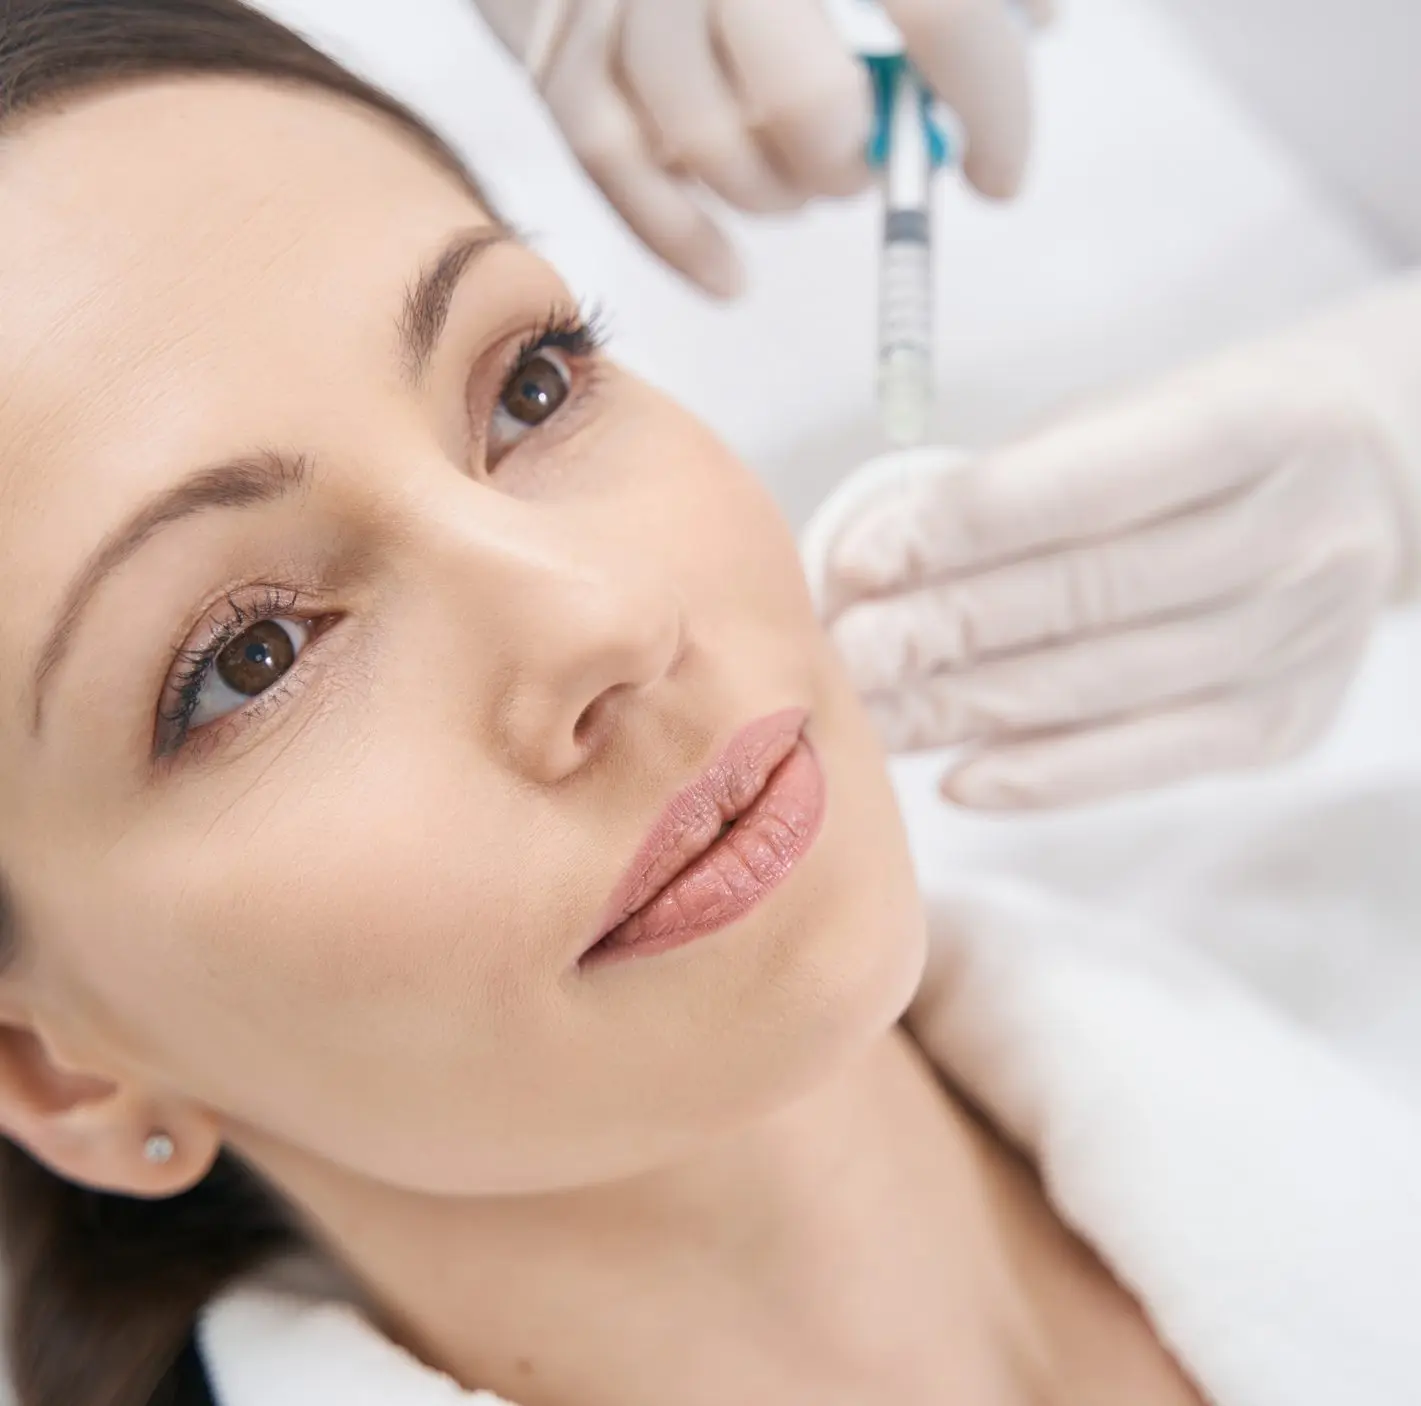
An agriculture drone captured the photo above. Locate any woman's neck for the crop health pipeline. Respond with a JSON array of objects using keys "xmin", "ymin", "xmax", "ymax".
[{"xmin": 250, "ymin": 1025, "xmax": 1195, "ymax": 1406}]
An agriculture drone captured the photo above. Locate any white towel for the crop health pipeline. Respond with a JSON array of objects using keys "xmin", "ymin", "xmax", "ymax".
[{"xmin": 906, "ymin": 872, "xmax": 1421, "ymax": 1406}]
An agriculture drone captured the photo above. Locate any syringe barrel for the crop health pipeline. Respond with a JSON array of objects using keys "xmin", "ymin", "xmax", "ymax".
[
  {"xmin": 880, "ymin": 212, "xmax": 931, "ymax": 356},
  {"xmin": 878, "ymin": 212, "xmax": 933, "ymax": 445},
  {"xmin": 875, "ymin": 53, "xmax": 935, "ymax": 447}
]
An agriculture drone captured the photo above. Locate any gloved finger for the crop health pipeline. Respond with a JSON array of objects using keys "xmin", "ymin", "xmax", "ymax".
[
  {"xmin": 826, "ymin": 376, "xmax": 1275, "ymax": 597},
  {"xmin": 830, "ymin": 460, "xmax": 1335, "ymax": 690},
  {"xmin": 542, "ymin": 66, "xmax": 746, "ymax": 297},
  {"xmin": 862, "ymin": 550, "xmax": 1377, "ymax": 750},
  {"xmin": 938, "ymin": 669, "xmax": 1357, "ymax": 811},
  {"xmin": 880, "ymin": 0, "xmax": 1032, "ymax": 197},
  {"xmin": 715, "ymin": 0, "xmax": 873, "ymax": 199},
  {"xmin": 618, "ymin": 1, "xmax": 800, "ymax": 213}
]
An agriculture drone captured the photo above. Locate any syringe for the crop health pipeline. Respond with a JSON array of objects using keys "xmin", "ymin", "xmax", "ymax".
[
  {"xmin": 867, "ymin": 54, "xmax": 949, "ymax": 446},
  {"xmin": 828, "ymin": 1, "xmax": 952, "ymax": 448}
]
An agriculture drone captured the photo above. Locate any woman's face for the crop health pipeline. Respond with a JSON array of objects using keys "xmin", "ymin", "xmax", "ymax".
[{"xmin": 0, "ymin": 79, "xmax": 925, "ymax": 1199}]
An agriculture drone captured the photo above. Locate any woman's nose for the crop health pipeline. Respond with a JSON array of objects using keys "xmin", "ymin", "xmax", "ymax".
[
  {"xmin": 505, "ymin": 564, "xmax": 684, "ymax": 782},
  {"xmin": 432, "ymin": 500, "xmax": 685, "ymax": 784}
]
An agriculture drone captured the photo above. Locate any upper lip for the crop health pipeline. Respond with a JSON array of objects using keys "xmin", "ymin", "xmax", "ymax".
[{"xmin": 590, "ymin": 708, "xmax": 809, "ymax": 947}]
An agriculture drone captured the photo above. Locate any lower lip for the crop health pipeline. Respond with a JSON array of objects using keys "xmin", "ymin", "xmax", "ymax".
[{"xmin": 584, "ymin": 739, "xmax": 827, "ymax": 966}]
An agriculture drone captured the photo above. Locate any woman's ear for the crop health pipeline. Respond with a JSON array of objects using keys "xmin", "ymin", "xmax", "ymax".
[{"xmin": 0, "ymin": 1016, "xmax": 220, "ymax": 1198}]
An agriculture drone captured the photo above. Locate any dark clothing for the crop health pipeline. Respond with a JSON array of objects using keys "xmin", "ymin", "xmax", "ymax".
[{"xmin": 153, "ymin": 1338, "xmax": 217, "ymax": 1406}]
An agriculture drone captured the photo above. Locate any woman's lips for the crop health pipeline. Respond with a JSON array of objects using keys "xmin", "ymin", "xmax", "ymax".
[{"xmin": 584, "ymin": 708, "xmax": 826, "ymax": 965}]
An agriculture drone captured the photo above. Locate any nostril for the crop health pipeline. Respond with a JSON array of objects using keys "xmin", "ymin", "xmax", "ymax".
[
  {"xmin": 573, "ymin": 696, "xmax": 602, "ymax": 746},
  {"xmin": 573, "ymin": 679, "xmax": 636, "ymax": 754}
]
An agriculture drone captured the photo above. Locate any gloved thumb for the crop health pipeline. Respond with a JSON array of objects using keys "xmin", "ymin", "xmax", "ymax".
[{"xmin": 800, "ymin": 445, "xmax": 972, "ymax": 618}]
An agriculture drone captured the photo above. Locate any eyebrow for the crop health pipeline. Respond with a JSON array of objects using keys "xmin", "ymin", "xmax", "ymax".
[
  {"xmin": 29, "ymin": 225, "xmax": 515, "ymax": 733},
  {"xmin": 399, "ymin": 226, "xmax": 513, "ymax": 383},
  {"xmin": 30, "ymin": 451, "xmax": 308, "ymax": 733}
]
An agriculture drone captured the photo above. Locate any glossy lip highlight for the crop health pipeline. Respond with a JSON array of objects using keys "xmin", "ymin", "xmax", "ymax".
[{"xmin": 583, "ymin": 707, "xmax": 822, "ymax": 963}]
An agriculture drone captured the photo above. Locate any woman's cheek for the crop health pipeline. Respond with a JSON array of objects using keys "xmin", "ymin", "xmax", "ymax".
[{"xmin": 620, "ymin": 404, "xmax": 813, "ymax": 618}]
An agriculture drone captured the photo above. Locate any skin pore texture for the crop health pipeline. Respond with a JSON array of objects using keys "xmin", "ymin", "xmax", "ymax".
[{"xmin": 0, "ymin": 78, "xmax": 1202, "ymax": 1406}]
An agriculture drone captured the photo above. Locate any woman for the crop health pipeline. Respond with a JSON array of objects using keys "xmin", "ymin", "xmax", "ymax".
[{"xmin": 0, "ymin": 6, "xmax": 1417, "ymax": 1406}]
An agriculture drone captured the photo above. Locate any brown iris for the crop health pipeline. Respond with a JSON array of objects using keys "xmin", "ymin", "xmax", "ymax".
[
  {"xmin": 215, "ymin": 620, "xmax": 296, "ymax": 697},
  {"xmin": 500, "ymin": 352, "xmax": 569, "ymax": 427}
]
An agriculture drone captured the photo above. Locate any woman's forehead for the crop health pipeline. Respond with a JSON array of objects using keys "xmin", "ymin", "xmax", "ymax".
[{"xmin": 0, "ymin": 77, "xmax": 487, "ymax": 362}]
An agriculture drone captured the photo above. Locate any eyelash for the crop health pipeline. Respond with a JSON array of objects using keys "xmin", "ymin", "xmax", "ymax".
[
  {"xmin": 155, "ymin": 305, "xmax": 608, "ymax": 759},
  {"xmin": 510, "ymin": 303, "xmax": 607, "ymax": 374}
]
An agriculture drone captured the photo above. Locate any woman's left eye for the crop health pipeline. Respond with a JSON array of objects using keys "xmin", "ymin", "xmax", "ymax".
[
  {"xmin": 489, "ymin": 347, "xmax": 573, "ymax": 457},
  {"xmin": 189, "ymin": 617, "xmax": 312, "ymax": 729}
]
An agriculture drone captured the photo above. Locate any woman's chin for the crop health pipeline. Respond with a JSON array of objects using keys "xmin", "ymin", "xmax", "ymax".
[
  {"xmin": 718, "ymin": 884, "xmax": 930, "ymax": 1140},
  {"xmin": 700, "ymin": 744, "xmax": 930, "ymax": 1124}
]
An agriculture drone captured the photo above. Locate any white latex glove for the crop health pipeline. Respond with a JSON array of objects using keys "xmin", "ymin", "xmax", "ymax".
[
  {"xmin": 804, "ymin": 277, "xmax": 1421, "ymax": 810},
  {"xmin": 473, "ymin": 0, "xmax": 1042, "ymax": 296}
]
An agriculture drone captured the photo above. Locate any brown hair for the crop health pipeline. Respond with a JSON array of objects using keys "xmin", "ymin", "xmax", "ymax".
[{"xmin": 0, "ymin": 4, "xmax": 494, "ymax": 1403}]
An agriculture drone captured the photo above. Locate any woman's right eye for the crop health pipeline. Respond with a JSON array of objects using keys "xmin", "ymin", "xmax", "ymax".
[{"xmin": 187, "ymin": 617, "xmax": 312, "ymax": 729}]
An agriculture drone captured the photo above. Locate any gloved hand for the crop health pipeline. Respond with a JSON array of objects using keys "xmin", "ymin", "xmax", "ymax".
[
  {"xmin": 473, "ymin": 0, "xmax": 1042, "ymax": 296},
  {"xmin": 804, "ymin": 279, "xmax": 1421, "ymax": 809}
]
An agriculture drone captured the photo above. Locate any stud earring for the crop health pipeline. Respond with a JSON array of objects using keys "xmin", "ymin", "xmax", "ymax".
[{"xmin": 143, "ymin": 1131, "xmax": 175, "ymax": 1166}]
